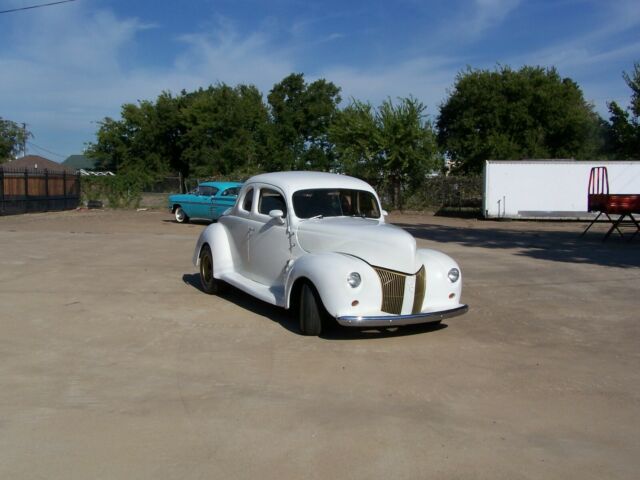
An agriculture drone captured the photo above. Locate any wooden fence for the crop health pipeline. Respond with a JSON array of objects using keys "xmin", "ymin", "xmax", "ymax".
[{"xmin": 0, "ymin": 168, "xmax": 81, "ymax": 215}]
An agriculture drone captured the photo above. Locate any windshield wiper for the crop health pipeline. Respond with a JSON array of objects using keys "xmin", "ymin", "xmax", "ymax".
[{"xmin": 307, "ymin": 214, "xmax": 324, "ymax": 220}]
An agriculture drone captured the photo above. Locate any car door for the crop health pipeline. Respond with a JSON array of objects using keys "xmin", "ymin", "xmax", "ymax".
[
  {"xmin": 188, "ymin": 186, "xmax": 208, "ymax": 219},
  {"xmin": 224, "ymin": 186, "xmax": 254, "ymax": 275},
  {"xmin": 246, "ymin": 186, "xmax": 291, "ymax": 286}
]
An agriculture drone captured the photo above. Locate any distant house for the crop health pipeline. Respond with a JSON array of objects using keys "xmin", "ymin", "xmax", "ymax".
[
  {"xmin": 1, "ymin": 155, "xmax": 76, "ymax": 174},
  {"xmin": 63, "ymin": 154, "xmax": 97, "ymax": 171},
  {"xmin": 63, "ymin": 154, "xmax": 115, "ymax": 176}
]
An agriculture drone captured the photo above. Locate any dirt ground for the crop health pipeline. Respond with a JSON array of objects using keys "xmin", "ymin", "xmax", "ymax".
[{"xmin": 1, "ymin": 209, "xmax": 639, "ymax": 479}]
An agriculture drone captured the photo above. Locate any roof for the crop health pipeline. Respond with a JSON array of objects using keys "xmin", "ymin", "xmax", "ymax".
[
  {"xmin": 200, "ymin": 181, "xmax": 243, "ymax": 189},
  {"xmin": 1, "ymin": 155, "xmax": 76, "ymax": 173},
  {"xmin": 245, "ymin": 171, "xmax": 375, "ymax": 197},
  {"xmin": 63, "ymin": 154, "xmax": 97, "ymax": 170}
]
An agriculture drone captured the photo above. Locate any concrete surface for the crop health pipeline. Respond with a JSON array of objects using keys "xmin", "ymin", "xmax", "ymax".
[{"xmin": 1, "ymin": 209, "xmax": 639, "ymax": 479}]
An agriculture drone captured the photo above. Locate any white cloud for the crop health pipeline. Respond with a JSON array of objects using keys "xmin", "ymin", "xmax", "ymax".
[
  {"xmin": 469, "ymin": 0, "xmax": 522, "ymax": 36},
  {"xmin": 0, "ymin": 5, "xmax": 293, "ymax": 157},
  {"xmin": 318, "ymin": 56, "xmax": 461, "ymax": 114}
]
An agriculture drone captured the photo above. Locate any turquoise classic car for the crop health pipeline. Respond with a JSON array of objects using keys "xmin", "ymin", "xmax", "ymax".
[{"xmin": 168, "ymin": 181, "xmax": 242, "ymax": 223}]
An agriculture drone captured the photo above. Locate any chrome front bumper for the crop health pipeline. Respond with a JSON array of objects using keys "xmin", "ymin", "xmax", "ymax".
[{"xmin": 336, "ymin": 304, "xmax": 468, "ymax": 327}]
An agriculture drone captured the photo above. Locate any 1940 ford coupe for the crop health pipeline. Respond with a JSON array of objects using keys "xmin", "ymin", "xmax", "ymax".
[{"xmin": 193, "ymin": 171, "xmax": 468, "ymax": 335}]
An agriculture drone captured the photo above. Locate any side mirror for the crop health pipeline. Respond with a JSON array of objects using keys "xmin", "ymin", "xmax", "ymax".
[
  {"xmin": 269, "ymin": 209, "xmax": 285, "ymax": 224},
  {"xmin": 382, "ymin": 210, "xmax": 389, "ymax": 216}
]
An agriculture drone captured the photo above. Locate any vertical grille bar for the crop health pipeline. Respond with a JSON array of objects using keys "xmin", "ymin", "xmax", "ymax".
[
  {"xmin": 374, "ymin": 267, "xmax": 405, "ymax": 314},
  {"xmin": 411, "ymin": 265, "xmax": 426, "ymax": 314}
]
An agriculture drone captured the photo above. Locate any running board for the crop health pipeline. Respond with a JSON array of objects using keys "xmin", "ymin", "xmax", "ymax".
[{"xmin": 220, "ymin": 272, "xmax": 286, "ymax": 307}]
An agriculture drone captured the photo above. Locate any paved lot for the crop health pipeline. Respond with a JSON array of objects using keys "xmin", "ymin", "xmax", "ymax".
[{"xmin": 1, "ymin": 209, "xmax": 639, "ymax": 479}]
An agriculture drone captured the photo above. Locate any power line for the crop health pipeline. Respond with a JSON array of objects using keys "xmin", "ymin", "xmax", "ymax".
[
  {"xmin": 0, "ymin": 0, "xmax": 78, "ymax": 15},
  {"xmin": 27, "ymin": 141, "xmax": 67, "ymax": 159}
]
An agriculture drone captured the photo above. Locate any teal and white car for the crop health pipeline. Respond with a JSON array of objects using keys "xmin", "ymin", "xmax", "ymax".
[{"xmin": 169, "ymin": 181, "xmax": 242, "ymax": 223}]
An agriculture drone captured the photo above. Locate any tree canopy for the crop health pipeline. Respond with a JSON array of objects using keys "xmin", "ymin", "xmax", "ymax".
[
  {"xmin": 86, "ymin": 67, "xmax": 631, "ymax": 205},
  {"xmin": 267, "ymin": 73, "xmax": 342, "ymax": 171},
  {"xmin": 330, "ymin": 97, "xmax": 441, "ymax": 208},
  {"xmin": 437, "ymin": 66, "xmax": 605, "ymax": 173},
  {"xmin": 606, "ymin": 62, "xmax": 640, "ymax": 159},
  {"xmin": 0, "ymin": 118, "xmax": 31, "ymax": 162}
]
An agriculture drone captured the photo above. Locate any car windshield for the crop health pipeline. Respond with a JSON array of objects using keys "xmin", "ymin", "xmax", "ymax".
[{"xmin": 293, "ymin": 188, "xmax": 381, "ymax": 219}]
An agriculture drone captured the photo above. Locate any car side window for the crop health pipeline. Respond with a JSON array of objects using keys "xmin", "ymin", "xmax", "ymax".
[
  {"xmin": 258, "ymin": 188, "xmax": 287, "ymax": 218},
  {"xmin": 241, "ymin": 188, "xmax": 254, "ymax": 212},
  {"xmin": 221, "ymin": 187, "xmax": 240, "ymax": 197},
  {"xmin": 199, "ymin": 186, "xmax": 218, "ymax": 197}
]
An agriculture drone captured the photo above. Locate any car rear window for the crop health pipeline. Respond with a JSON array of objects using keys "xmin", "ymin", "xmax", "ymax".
[{"xmin": 241, "ymin": 188, "xmax": 253, "ymax": 212}]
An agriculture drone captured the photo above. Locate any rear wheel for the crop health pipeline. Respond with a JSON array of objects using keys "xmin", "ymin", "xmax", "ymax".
[
  {"xmin": 175, "ymin": 206, "xmax": 189, "ymax": 223},
  {"xmin": 299, "ymin": 283, "xmax": 324, "ymax": 336},
  {"xmin": 199, "ymin": 245, "xmax": 223, "ymax": 294}
]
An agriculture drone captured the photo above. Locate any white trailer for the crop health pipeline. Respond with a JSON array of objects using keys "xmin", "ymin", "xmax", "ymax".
[{"xmin": 483, "ymin": 160, "xmax": 640, "ymax": 219}]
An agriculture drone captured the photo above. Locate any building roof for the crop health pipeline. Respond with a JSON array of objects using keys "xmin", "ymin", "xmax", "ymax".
[
  {"xmin": 2, "ymin": 155, "xmax": 76, "ymax": 173},
  {"xmin": 63, "ymin": 154, "xmax": 97, "ymax": 170}
]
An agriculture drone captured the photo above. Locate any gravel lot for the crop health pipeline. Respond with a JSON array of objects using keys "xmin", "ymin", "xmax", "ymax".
[{"xmin": 1, "ymin": 209, "xmax": 639, "ymax": 479}]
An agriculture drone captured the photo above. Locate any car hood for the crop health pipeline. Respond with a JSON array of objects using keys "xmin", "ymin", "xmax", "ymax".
[{"xmin": 296, "ymin": 217, "xmax": 417, "ymax": 272}]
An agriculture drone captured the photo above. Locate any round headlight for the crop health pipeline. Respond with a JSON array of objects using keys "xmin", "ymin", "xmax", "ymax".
[
  {"xmin": 347, "ymin": 272, "xmax": 361, "ymax": 288},
  {"xmin": 447, "ymin": 268, "xmax": 460, "ymax": 283}
]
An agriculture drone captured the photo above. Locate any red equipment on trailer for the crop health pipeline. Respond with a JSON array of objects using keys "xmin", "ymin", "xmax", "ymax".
[{"xmin": 581, "ymin": 166, "xmax": 640, "ymax": 241}]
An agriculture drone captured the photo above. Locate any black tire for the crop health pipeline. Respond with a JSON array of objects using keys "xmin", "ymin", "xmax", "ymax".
[
  {"xmin": 299, "ymin": 283, "xmax": 324, "ymax": 336},
  {"xmin": 199, "ymin": 245, "xmax": 223, "ymax": 294},
  {"xmin": 175, "ymin": 206, "xmax": 189, "ymax": 223}
]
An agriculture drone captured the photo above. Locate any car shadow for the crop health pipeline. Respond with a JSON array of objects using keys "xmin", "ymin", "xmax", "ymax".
[
  {"xmin": 163, "ymin": 219, "xmax": 214, "ymax": 225},
  {"xmin": 394, "ymin": 222, "xmax": 640, "ymax": 269},
  {"xmin": 182, "ymin": 273, "xmax": 448, "ymax": 339}
]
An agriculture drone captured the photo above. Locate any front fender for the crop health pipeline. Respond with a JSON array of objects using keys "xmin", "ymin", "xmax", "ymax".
[
  {"xmin": 192, "ymin": 223, "xmax": 234, "ymax": 278},
  {"xmin": 285, "ymin": 253, "xmax": 382, "ymax": 318},
  {"xmin": 416, "ymin": 248, "xmax": 463, "ymax": 309}
]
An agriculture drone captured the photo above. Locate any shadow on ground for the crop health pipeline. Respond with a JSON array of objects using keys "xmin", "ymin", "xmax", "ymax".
[
  {"xmin": 163, "ymin": 219, "xmax": 212, "ymax": 226},
  {"xmin": 395, "ymin": 222, "xmax": 640, "ymax": 269},
  {"xmin": 182, "ymin": 273, "xmax": 448, "ymax": 339}
]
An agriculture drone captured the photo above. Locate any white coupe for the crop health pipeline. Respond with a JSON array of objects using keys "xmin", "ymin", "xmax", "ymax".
[{"xmin": 193, "ymin": 171, "xmax": 468, "ymax": 335}]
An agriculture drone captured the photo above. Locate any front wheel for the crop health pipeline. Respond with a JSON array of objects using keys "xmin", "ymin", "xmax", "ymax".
[
  {"xmin": 299, "ymin": 283, "xmax": 324, "ymax": 336},
  {"xmin": 199, "ymin": 245, "xmax": 223, "ymax": 294},
  {"xmin": 175, "ymin": 206, "xmax": 189, "ymax": 223}
]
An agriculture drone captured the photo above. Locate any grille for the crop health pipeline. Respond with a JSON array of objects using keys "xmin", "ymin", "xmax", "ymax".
[{"xmin": 373, "ymin": 265, "xmax": 427, "ymax": 315}]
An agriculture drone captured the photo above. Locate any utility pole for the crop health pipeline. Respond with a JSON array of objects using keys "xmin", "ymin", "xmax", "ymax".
[{"xmin": 22, "ymin": 123, "xmax": 27, "ymax": 157}]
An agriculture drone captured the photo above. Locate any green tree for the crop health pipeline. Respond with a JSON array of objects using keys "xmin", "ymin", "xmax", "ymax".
[
  {"xmin": 437, "ymin": 65, "xmax": 605, "ymax": 173},
  {"xmin": 180, "ymin": 84, "xmax": 271, "ymax": 177},
  {"xmin": 87, "ymin": 100, "xmax": 168, "ymax": 185},
  {"xmin": 87, "ymin": 84, "xmax": 272, "ymax": 184},
  {"xmin": 330, "ymin": 97, "xmax": 442, "ymax": 209},
  {"xmin": 607, "ymin": 62, "xmax": 640, "ymax": 159},
  {"xmin": 0, "ymin": 118, "xmax": 31, "ymax": 161},
  {"xmin": 267, "ymin": 73, "xmax": 341, "ymax": 171}
]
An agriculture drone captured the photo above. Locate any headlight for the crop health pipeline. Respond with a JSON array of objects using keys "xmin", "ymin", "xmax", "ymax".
[
  {"xmin": 347, "ymin": 272, "xmax": 361, "ymax": 288},
  {"xmin": 447, "ymin": 268, "xmax": 460, "ymax": 283}
]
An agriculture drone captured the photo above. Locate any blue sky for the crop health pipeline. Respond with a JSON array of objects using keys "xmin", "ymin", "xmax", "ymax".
[{"xmin": 1, "ymin": 0, "xmax": 639, "ymax": 161}]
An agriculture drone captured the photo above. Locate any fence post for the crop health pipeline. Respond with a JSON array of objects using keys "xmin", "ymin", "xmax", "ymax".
[
  {"xmin": 0, "ymin": 168, "xmax": 4, "ymax": 215},
  {"xmin": 24, "ymin": 168, "xmax": 29, "ymax": 214},
  {"xmin": 44, "ymin": 169, "xmax": 49, "ymax": 211},
  {"xmin": 76, "ymin": 172, "xmax": 80, "ymax": 208},
  {"xmin": 62, "ymin": 171, "xmax": 67, "ymax": 209}
]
